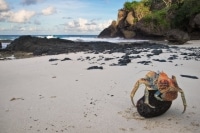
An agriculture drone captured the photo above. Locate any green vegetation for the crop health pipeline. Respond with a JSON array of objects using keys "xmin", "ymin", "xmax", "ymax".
[
  {"xmin": 172, "ymin": 0, "xmax": 200, "ymax": 29},
  {"xmin": 123, "ymin": 0, "xmax": 168, "ymax": 28},
  {"xmin": 123, "ymin": 0, "xmax": 200, "ymax": 30},
  {"xmin": 123, "ymin": 0, "xmax": 151, "ymax": 21},
  {"xmin": 143, "ymin": 8, "xmax": 169, "ymax": 28}
]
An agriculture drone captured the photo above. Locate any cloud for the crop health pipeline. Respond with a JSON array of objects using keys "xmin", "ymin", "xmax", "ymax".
[
  {"xmin": 85, "ymin": 22, "xmax": 97, "ymax": 26},
  {"xmin": 42, "ymin": 6, "xmax": 57, "ymax": 15},
  {"xmin": 66, "ymin": 18, "xmax": 89, "ymax": 31},
  {"xmin": 62, "ymin": 17, "xmax": 73, "ymax": 19},
  {"xmin": 64, "ymin": 18, "xmax": 112, "ymax": 33},
  {"xmin": 21, "ymin": 0, "xmax": 42, "ymax": 5},
  {"xmin": 8, "ymin": 10, "xmax": 35, "ymax": 23},
  {"xmin": 0, "ymin": 0, "xmax": 9, "ymax": 12},
  {"xmin": 0, "ymin": 0, "xmax": 35, "ymax": 23},
  {"xmin": 34, "ymin": 19, "xmax": 41, "ymax": 25}
]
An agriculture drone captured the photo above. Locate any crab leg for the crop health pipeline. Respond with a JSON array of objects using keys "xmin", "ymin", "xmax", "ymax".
[
  {"xmin": 178, "ymin": 88, "xmax": 187, "ymax": 113},
  {"xmin": 130, "ymin": 78, "xmax": 150, "ymax": 107},
  {"xmin": 144, "ymin": 87, "xmax": 155, "ymax": 108},
  {"xmin": 154, "ymin": 91, "xmax": 163, "ymax": 101},
  {"xmin": 172, "ymin": 75, "xmax": 187, "ymax": 113}
]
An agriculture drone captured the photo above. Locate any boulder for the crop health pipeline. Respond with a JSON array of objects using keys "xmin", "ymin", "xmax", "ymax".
[
  {"xmin": 121, "ymin": 30, "xmax": 136, "ymax": 39},
  {"xmin": 0, "ymin": 41, "xmax": 2, "ymax": 49},
  {"xmin": 166, "ymin": 29, "xmax": 190, "ymax": 44},
  {"xmin": 190, "ymin": 13, "xmax": 200, "ymax": 28},
  {"xmin": 189, "ymin": 13, "xmax": 200, "ymax": 40}
]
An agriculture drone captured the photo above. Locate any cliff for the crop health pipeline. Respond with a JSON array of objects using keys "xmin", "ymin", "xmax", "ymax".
[{"xmin": 98, "ymin": 0, "xmax": 200, "ymax": 44}]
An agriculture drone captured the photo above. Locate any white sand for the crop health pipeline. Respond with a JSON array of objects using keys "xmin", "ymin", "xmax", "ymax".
[{"xmin": 0, "ymin": 42, "xmax": 200, "ymax": 133}]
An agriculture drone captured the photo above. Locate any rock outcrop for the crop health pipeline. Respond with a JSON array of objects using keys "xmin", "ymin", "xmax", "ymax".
[
  {"xmin": 8, "ymin": 35, "xmax": 133, "ymax": 55},
  {"xmin": 5, "ymin": 35, "xmax": 171, "ymax": 56},
  {"xmin": 98, "ymin": 20, "xmax": 124, "ymax": 38},
  {"xmin": 98, "ymin": 9, "xmax": 134, "ymax": 39},
  {"xmin": 98, "ymin": 0, "xmax": 200, "ymax": 44}
]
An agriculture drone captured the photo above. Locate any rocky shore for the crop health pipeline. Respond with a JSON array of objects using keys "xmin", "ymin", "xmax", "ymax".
[
  {"xmin": 0, "ymin": 36, "xmax": 199, "ymax": 64},
  {"xmin": 98, "ymin": 0, "xmax": 200, "ymax": 44},
  {"xmin": 1, "ymin": 35, "xmax": 162, "ymax": 58}
]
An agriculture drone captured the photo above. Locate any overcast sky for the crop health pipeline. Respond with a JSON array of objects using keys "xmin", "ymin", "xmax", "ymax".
[{"xmin": 0, "ymin": 0, "xmax": 131, "ymax": 35}]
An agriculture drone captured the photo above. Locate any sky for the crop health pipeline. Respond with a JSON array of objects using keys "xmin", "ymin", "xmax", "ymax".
[{"xmin": 0, "ymin": 0, "xmax": 131, "ymax": 35}]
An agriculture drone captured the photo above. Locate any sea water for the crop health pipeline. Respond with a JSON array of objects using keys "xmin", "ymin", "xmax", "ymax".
[{"xmin": 0, "ymin": 35, "xmax": 147, "ymax": 49}]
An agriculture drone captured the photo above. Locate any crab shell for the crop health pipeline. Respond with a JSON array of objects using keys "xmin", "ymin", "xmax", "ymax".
[
  {"xmin": 137, "ymin": 90, "xmax": 172, "ymax": 118},
  {"xmin": 156, "ymin": 72, "xmax": 178, "ymax": 101}
]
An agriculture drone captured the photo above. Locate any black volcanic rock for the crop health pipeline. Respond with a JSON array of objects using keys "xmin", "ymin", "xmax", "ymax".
[
  {"xmin": 136, "ymin": 90, "xmax": 172, "ymax": 118},
  {"xmin": 152, "ymin": 59, "xmax": 167, "ymax": 62},
  {"xmin": 5, "ymin": 35, "xmax": 172, "ymax": 56},
  {"xmin": 118, "ymin": 55, "xmax": 131, "ymax": 66},
  {"xmin": 49, "ymin": 58, "xmax": 59, "ymax": 62},
  {"xmin": 6, "ymin": 35, "xmax": 75, "ymax": 55},
  {"xmin": 168, "ymin": 55, "xmax": 178, "ymax": 60},
  {"xmin": 87, "ymin": 66, "xmax": 103, "ymax": 70},
  {"xmin": 151, "ymin": 49, "xmax": 162, "ymax": 55},
  {"xmin": 180, "ymin": 74, "xmax": 198, "ymax": 79},
  {"xmin": 6, "ymin": 36, "xmax": 119, "ymax": 55},
  {"xmin": 61, "ymin": 57, "xmax": 72, "ymax": 61},
  {"xmin": 137, "ymin": 61, "xmax": 152, "ymax": 65}
]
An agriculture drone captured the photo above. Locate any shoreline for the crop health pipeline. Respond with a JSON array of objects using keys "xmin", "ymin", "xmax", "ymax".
[{"xmin": 1, "ymin": 39, "xmax": 200, "ymax": 60}]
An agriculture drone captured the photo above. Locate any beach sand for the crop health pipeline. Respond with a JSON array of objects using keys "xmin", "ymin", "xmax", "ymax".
[{"xmin": 0, "ymin": 41, "xmax": 200, "ymax": 133}]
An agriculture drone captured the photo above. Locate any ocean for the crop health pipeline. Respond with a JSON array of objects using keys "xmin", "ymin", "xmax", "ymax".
[{"xmin": 0, "ymin": 35, "xmax": 147, "ymax": 49}]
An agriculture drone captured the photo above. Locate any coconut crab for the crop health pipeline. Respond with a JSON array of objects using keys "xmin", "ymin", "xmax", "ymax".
[{"xmin": 130, "ymin": 71, "xmax": 187, "ymax": 113}]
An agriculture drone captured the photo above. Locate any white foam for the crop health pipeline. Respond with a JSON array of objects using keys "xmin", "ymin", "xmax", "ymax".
[
  {"xmin": 1, "ymin": 43, "xmax": 10, "ymax": 49},
  {"xmin": 62, "ymin": 37, "xmax": 148, "ymax": 43}
]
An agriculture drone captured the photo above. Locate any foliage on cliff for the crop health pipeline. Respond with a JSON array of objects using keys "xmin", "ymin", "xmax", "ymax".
[
  {"xmin": 123, "ymin": 0, "xmax": 200, "ymax": 30},
  {"xmin": 172, "ymin": 0, "xmax": 200, "ymax": 30},
  {"xmin": 124, "ymin": 0, "xmax": 151, "ymax": 21},
  {"xmin": 98, "ymin": 0, "xmax": 200, "ymax": 41},
  {"xmin": 123, "ymin": 0, "xmax": 168, "ymax": 28}
]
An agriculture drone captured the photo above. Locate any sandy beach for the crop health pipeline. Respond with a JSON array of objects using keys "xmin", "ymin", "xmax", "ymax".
[{"xmin": 0, "ymin": 41, "xmax": 200, "ymax": 133}]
